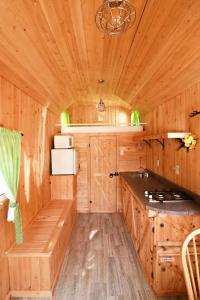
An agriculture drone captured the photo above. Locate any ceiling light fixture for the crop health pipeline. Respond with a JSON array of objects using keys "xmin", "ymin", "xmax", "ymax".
[
  {"xmin": 98, "ymin": 79, "xmax": 105, "ymax": 84},
  {"xmin": 95, "ymin": 0, "xmax": 136, "ymax": 36},
  {"xmin": 96, "ymin": 99, "xmax": 106, "ymax": 112}
]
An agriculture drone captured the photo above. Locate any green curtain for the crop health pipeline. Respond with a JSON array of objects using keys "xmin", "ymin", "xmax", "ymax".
[
  {"xmin": 0, "ymin": 127, "xmax": 22, "ymax": 244},
  {"xmin": 61, "ymin": 111, "xmax": 70, "ymax": 127},
  {"xmin": 131, "ymin": 111, "xmax": 141, "ymax": 126}
]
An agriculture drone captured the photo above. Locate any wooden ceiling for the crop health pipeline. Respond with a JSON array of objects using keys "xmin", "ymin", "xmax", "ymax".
[{"xmin": 0, "ymin": 0, "xmax": 200, "ymax": 114}]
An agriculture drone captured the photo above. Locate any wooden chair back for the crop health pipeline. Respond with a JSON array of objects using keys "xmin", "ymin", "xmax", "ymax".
[{"xmin": 182, "ymin": 228, "xmax": 200, "ymax": 300}]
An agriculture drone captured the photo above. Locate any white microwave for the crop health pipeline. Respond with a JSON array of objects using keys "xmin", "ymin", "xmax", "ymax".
[{"xmin": 54, "ymin": 135, "xmax": 73, "ymax": 149}]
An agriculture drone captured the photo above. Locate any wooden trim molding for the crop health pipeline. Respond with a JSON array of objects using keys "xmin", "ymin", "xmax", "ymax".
[
  {"xmin": 61, "ymin": 126, "xmax": 144, "ymax": 134},
  {"xmin": 5, "ymin": 292, "xmax": 11, "ymax": 300},
  {"xmin": 10, "ymin": 290, "xmax": 52, "ymax": 298}
]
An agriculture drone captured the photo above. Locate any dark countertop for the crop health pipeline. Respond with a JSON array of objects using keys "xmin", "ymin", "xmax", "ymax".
[{"xmin": 121, "ymin": 171, "xmax": 200, "ymax": 215}]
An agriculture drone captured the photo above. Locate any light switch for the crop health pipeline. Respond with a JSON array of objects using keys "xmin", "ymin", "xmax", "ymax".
[
  {"xmin": 175, "ymin": 165, "xmax": 180, "ymax": 175},
  {"xmin": 119, "ymin": 148, "xmax": 124, "ymax": 156}
]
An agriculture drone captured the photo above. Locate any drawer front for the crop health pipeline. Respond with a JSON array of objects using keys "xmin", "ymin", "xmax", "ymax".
[
  {"xmin": 154, "ymin": 214, "xmax": 194, "ymax": 246},
  {"xmin": 153, "ymin": 247, "xmax": 186, "ymax": 296}
]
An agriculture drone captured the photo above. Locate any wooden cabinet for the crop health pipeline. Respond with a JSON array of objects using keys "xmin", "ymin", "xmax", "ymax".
[
  {"xmin": 50, "ymin": 175, "xmax": 77, "ymax": 200},
  {"xmin": 121, "ymin": 176, "xmax": 200, "ymax": 296},
  {"xmin": 153, "ymin": 247, "xmax": 186, "ymax": 295}
]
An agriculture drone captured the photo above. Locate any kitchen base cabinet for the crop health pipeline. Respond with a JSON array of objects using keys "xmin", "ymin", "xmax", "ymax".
[
  {"xmin": 153, "ymin": 247, "xmax": 186, "ymax": 296},
  {"xmin": 120, "ymin": 176, "xmax": 200, "ymax": 297}
]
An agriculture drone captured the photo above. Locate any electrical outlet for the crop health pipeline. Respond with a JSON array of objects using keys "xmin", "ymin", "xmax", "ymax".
[
  {"xmin": 175, "ymin": 165, "xmax": 180, "ymax": 175},
  {"xmin": 156, "ymin": 159, "xmax": 160, "ymax": 167},
  {"xmin": 119, "ymin": 147, "xmax": 124, "ymax": 156}
]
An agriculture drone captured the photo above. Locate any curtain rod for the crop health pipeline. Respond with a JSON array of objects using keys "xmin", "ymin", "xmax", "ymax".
[{"xmin": 0, "ymin": 126, "xmax": 24, "ymax": 136}]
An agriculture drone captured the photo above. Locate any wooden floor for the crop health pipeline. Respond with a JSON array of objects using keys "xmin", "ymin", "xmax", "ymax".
[{"xmin": 13, "ymin": 213, "xmax": 187, "ymax": 300}]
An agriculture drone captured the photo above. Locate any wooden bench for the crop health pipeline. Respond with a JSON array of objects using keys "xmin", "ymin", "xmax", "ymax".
[{"xmin": 7, "ymin": 200, "xmax": 76, "ymax": 298}]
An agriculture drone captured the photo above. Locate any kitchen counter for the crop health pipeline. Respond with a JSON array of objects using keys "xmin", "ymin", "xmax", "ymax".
[{"xmin": 121, "ymin": 171, "xmax": 200, "ymax": 215}]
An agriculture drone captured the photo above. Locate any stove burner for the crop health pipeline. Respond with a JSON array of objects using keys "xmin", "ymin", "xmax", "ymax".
[
  {"xmin": 174, "ymin": 194, "xmax": 182, "ymax": 198},
  {"xmin": 145, "ymin": 189, "xmax": 193, "ymax": 203}
]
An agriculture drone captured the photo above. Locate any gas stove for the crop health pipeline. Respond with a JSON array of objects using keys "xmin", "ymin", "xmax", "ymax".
[{"xmin": 145, "ymin": 189, "xmax": 194, "ymax": 203}]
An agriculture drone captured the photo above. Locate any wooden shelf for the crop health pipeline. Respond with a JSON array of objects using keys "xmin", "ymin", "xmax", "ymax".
[
  {"xmin": 142, "ymin": 132, "xmax": 190, "ymax": 140},
  {"xmin": 61, "ymin": 126, "xmax": 144, "ymax": 134},
  {"xmin": 143, "ymin": 133, "xmax": 167, "ymax": 140},
  {"xmin": 137, "ymin": 132, "xmax": 191, "ymax": 150}
]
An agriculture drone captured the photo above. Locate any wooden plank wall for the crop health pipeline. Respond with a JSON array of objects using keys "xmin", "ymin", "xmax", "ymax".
[
  {"xmin": 117, "ymin": 135, "xmax": 146, "ymax": 172},
  {"xmin": 0, "ymin": 1, "xmax": 199, "ymax": 115},
  {"xmin": 68, "ymin": 103, "xmax": 131, "ymax": 125},
  {"xmin": 74, "ymin": 135, "xmax": 90, "ymax": 213},
  {"xmin": 144, "ymin": 81, "xmax": 200, "ymax": 195},
  {"xmin": 0, "ymin": 201, "xmax": 14, "ymax": 300},
  {"xmin": 0, "ymin": 75, "xmax": 58, "ymax": 300}
]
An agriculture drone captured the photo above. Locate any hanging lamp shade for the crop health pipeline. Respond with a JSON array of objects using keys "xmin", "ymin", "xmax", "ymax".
[
  {"xmin": 96, "ymin": 99, "xmax": 106, "ymax": 112},
  {"xmin": 95, "ymin": 0, "xmax": 136, "ymax": 35}
]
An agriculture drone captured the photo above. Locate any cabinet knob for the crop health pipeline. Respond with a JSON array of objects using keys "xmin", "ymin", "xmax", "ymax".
[{"xmin": 160, "ymin": 223, "xmax": 164, "ymax": 228}]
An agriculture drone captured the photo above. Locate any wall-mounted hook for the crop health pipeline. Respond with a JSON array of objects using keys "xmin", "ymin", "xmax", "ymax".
[{"xmin": 189, "ymin": 110, "xmax": 200, "ymax": 118}]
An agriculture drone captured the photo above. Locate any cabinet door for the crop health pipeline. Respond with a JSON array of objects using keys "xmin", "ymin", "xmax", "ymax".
[
  {"xmin": 133, "ymin": 196, "xmax": 147, "ymax": 251},
  {"xmin": 121, "ymin": 181, "xmax": 132, "ymax": 232},
  {"xmin": 121, "ymin": 181, "xmax": 129, "ymax": 218},
  {"xmin": 126, "ymin": 192, "xmax": 132, "ymax": 232},
  {"xmin": 154, "ymin": 214, "xmax": 194, "ymax": 247},
  {"xmin": 130, "ymin": 195, "xmax": 138, "ymax": 247},
  {"xmin": 192, "ymin": 215, "xmax": 200, "ymax": 230},
  {"xmin": 153, "ymin": 247, "xmax": 186, "ymax": 295},
  {"xmin": 138, "ymin": 217, "xmax": 154, "ymax": 285}
]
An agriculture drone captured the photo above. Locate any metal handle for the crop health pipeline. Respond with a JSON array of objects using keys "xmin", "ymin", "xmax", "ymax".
[{"xmin": 109, "ymin": 172, "xmax": 119, "ymax": 178}]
